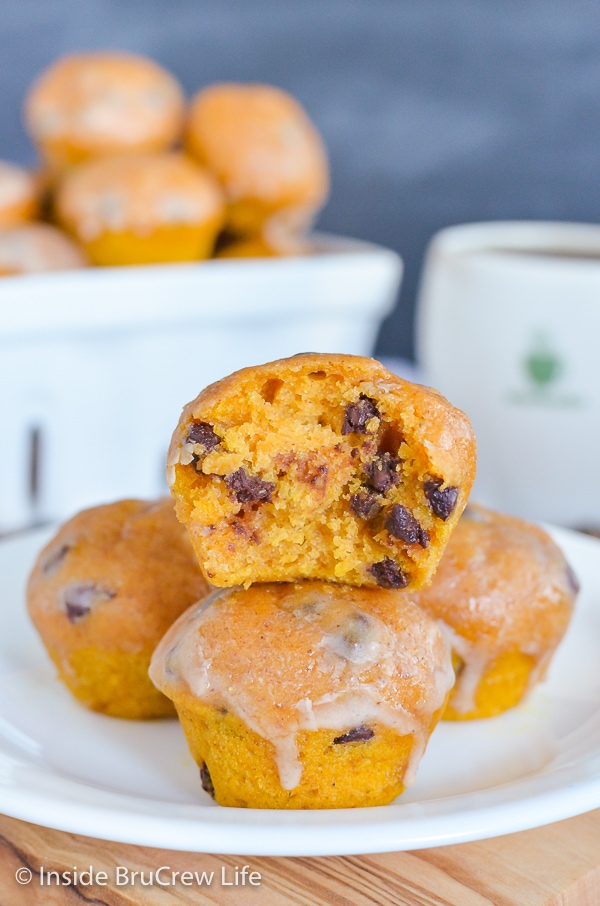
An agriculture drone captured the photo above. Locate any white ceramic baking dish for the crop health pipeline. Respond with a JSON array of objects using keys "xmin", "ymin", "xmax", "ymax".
[{"xmin": 0, "ymin": 234, "xmax": 402, "ymax": 532}]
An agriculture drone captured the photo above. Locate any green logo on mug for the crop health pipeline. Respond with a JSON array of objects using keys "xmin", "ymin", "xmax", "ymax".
[
  {"xmin": 524, "ymin": 334, "xmax": 562, "ymax": 387},
  {"xmin": 507, "ymin": 331, "xmax": 583, "ymax": 408}
]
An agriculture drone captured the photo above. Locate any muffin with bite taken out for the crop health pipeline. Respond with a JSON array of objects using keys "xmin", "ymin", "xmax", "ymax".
[{"xmin": 167, "ymin": 353, "xmax": 476, "ymax": 591}]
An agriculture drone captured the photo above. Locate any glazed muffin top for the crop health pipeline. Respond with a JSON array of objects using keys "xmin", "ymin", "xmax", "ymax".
[
  {"xmin": 412, "ymin": 503, "xmax": 578, "ymax": 658},
  {"xmin": 0, "ymin": 223, "xmax": 88, "ymax": 275},
  {"xmin": 27, "ymin": 497, "xmax": 210, "ymax": 657},
  {"xmin": 25, "ymin": 52, "xmax": 185, "ymax": 160},
  {"xmin": 55, "ymin": 153, "xmax": 224, "ymax": 241},
  {"xmin": 150, "ymin": 580, "xmax": 454, "ymax": 790}
]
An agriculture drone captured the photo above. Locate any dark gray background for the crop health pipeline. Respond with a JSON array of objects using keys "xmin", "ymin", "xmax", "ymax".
[{"xmin": 2, "ymin": 0, "xmax": 600, "ymax": 359}]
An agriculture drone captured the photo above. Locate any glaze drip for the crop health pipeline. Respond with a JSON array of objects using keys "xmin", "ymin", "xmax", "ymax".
[{"xmin": 150, "ymin": 582, "xmax": 454, "ymax": 791}]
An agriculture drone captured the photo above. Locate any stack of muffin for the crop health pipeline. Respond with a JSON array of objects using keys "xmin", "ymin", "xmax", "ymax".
[
  {"xmin": 0, "ymin": 51, "xmax": 329, "ymax": 276},
  {"xmin": 27, "ymin": 354, "xmax": 578, "ymax": 809}
]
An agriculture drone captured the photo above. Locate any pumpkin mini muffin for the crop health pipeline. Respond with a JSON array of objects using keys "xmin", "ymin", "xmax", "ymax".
[
  {"xmin": 0, "ymin": 223, "xmax": 88, "ymax": 276},
  {"xmin": 186, "ymin": 83, "xmax": 329, "ymax": 242},
  {"xmin": 168, "ymin": 353, "xmax": 476, "ymax": 590},
  {"xmin": 0, "ymin": 161, "xmax": 38, "ymax": 226},
  {"xmin": 55, "ymin": 153, "xmax": 224, "ymax": 265},
  {"xmin": 411, "ymin": 504, "xmax": 578, "ymax": 720},
  {"xmin": 24, "ymin": 52, "xmax": 185, "ymax": 176},
  {"xmin": 27, "ymin": 498, "xmax": 211, "ymax": 719},
  {"xmin": 150, "ymin": 581, "xmax": 453, "ymax": 809}
]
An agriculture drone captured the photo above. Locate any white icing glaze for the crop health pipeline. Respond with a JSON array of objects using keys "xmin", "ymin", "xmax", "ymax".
[
  {"xmin": 150, "ymin": 584, "xmax": 454, "ymax": 791},
  {"xmin": 437, "ymin": 621, "xmax": 489, "ymax": 714},
  {"xmin": 438, "ymin": 619, "xmax": 553, "ymax": 715},
  {"xmin": 413, "ymin": 504, "xmax": 577, "ymax": 715}
]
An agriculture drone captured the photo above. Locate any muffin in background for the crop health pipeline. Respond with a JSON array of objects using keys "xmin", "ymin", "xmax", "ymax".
[
  {"xmin": 55, "ymin": 153, "xmax": 224, "ymax": 266},
  {"xmin": 150, "ymin": 581, "xmax": 453, "ymax": 808},
  {"xmin": 27, "ymin": 498, "xmax": 211, "ymax": 719},
  {"xmin": 411, "ymin": 504, "xmax": 578, "ymax": 720},
  {"xmin": 0, "ymin": 222, "xmax": 88, "ymax": 276},
  {"xmin": 24, "ymin": 52, "xmax": 185, "ymax": 176},
  {"xmin": 0, "ymin": 161, "xmax": 39, "ymax": 226},
  {"xmin": 186, "ymin": 83, "xmax": 329, "ymax": 243}
]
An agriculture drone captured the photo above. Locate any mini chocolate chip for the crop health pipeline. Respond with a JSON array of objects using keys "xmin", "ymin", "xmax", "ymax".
[
  {"xmin": 385, "ymin": 505, "xmax": 429, "ymax": 547},
  {"xmin": 350, "ymin": 491, "xmax": 381, "ymax": 520},
  {"xmin": 364, "ymin": 453, "xmax": 401, "ymax": 493},
  {"xmin": 200, "ymin": 763, "xmax": 216, "ymax": 799},
  {"xmin": 424, "ymin": 479, "xmax": 459, "ymax": 520},
  {"xmin": 333, "ymin": 726, "xmax": 375, "ymax": 745},
  {"xmin": 566, "ymin": 563, "xmax": 580, "ymax": 595},
  {"xmin": 62, "ymin": 582, "xmax": 115, "ymax": 623},
  {"xmin": 224, "ymin": 468, "xmax": 275, "ymax": 504},
  {"xmin": 368, "ymin": 559, "xmax": 409, "ymax": 589},
  {"xmin": 43, "ymin": 544, "xmax": 71, "ymax": 575},
  {"xmin": 185, "ymin": 421, "xmax": 221, "ymax": 451},
  {"xmin": 341, "ymin": 395, "xmax": 380, "ymax": 435}
]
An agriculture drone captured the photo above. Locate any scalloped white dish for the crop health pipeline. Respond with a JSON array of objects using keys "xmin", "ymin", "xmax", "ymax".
[{"xmin": 1, "ymin": 525, "xmax": 599, "ymax": 856}]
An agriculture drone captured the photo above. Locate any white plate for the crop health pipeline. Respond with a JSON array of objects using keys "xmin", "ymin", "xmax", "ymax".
[{"xmin": 1, "ymin": 526, "xmax": 599, "ymax": 856}]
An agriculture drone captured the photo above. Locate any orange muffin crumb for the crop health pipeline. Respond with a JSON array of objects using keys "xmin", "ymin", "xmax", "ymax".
[{"xmin": 167, "ymin": 353, "xmax": 476, "ymax": 590}]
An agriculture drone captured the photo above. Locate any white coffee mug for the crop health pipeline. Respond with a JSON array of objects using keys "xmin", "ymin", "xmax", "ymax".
[{"xmin": 416, "ymin": 221, "xmax": 600, "ymax": 527}]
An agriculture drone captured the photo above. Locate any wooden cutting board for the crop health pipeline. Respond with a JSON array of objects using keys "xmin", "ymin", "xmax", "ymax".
[{"xmin": 1, "ymin": 809, "xmax": 599, "ymax": 905}]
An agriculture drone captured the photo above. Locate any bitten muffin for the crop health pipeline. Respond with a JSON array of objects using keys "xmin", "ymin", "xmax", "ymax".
[
  {"xmin": 167, "ymin": 353, "xmax": 476, "ymax": 590},
  {"xmin": 27, "ymin": 498, "xmax": 211, "ymax": 719},
  {"xmin": 0, "ymin": 161, "xmax": 38, "ymax": 226},
  {"xmin": 185, "ymin": 83, "xmax": 329, "ymax": 242},
  {"xmin": 411, "ymin": 504, "xmax": 578, "ymax": 720},
  {"xmin": 150, "ymin": 581, "xmax": 453, "ymax": 809},
  {"xmin": 0, "ymin": 223, "xmax": 88, "ymax": 276},
  {"xmin": 25, "ymin": 52, "xmax": 185, "ymax": 176},
  {"xmin": 55, "ymin": 153, "xmax": 224, "ymax": 265}
]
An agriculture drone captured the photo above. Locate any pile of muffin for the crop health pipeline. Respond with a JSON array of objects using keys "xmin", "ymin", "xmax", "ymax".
[
  {"xmin": 0, "ymin": 52, "xmax": 329, "ymax": 276},
  {"xmin": 27, "ymin": 354, "xmax": 578, "ymax": 810}
]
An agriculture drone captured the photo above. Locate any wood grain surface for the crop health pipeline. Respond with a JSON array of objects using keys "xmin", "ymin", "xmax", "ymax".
[{"xmin": 1, "ymin": 810, "xmax": 600, "ymax": 906}]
